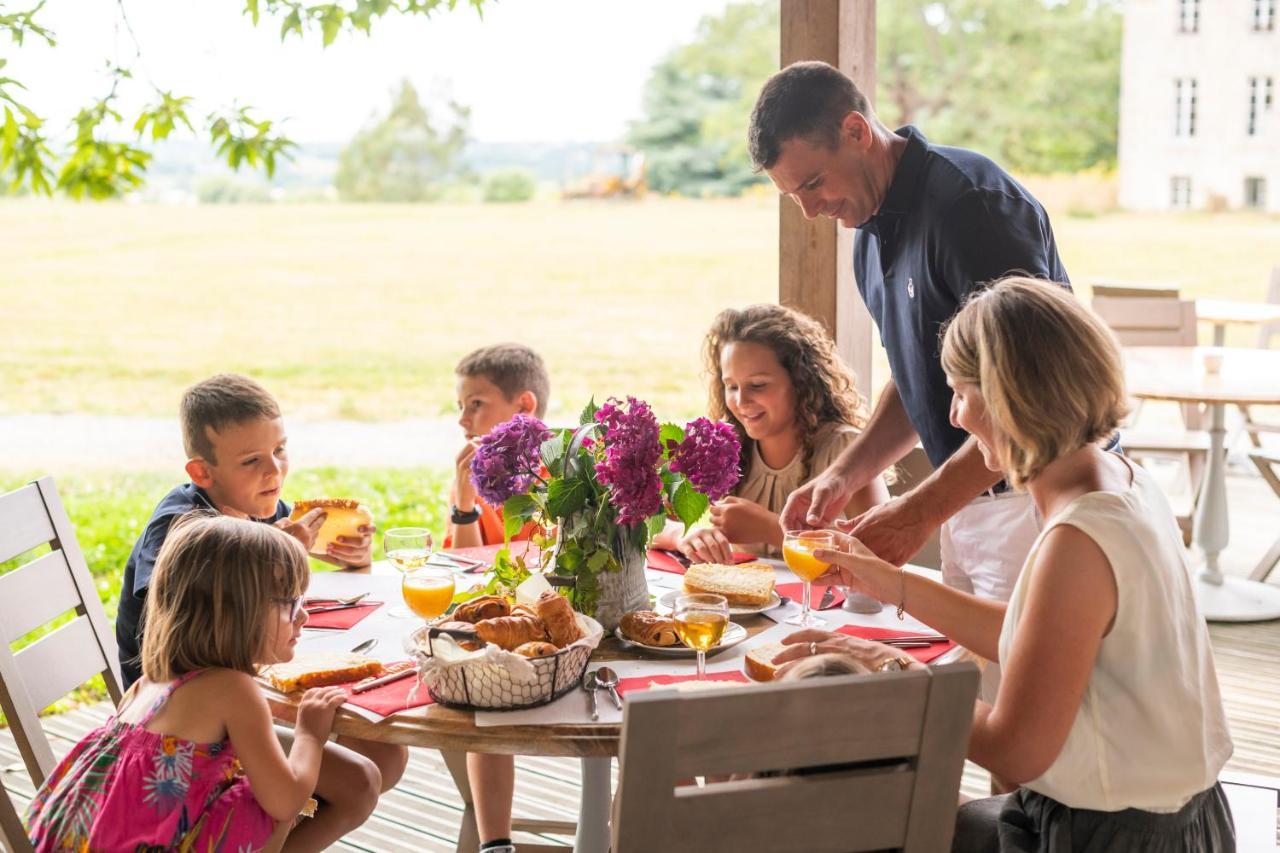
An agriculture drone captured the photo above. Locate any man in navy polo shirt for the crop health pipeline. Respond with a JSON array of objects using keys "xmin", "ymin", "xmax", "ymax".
[{"xmin": 756, "ymin": 62, "xmax": 1067, "ymax": 633}]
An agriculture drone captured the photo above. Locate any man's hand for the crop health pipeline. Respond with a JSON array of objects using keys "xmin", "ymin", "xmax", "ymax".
[
  {"xmin": 455, "ymin": 439, "xmax": 481, "ymax": 510},
  {"xmin": 708, "ymin": 496, "xmax": 778, "ymax": 546},
  {"xmin": 779, "ymin": 468, "xmax": 857, "ymax": 532},
  {"xmin": 839, "ymin": 495, "xmax": 938, "ymax": 567},
  {"xmin": 275, "ymin": 508, "xmax": 325, "ymax": 552},
  {"xmin": 677, "ymin": 526, "xmax": 734, "ymax": 565}
]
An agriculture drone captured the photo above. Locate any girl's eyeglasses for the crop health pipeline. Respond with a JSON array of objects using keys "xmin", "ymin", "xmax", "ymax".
[{"xmin": 276, "ymin": 596, "xmax": 304, "ymax": 622}]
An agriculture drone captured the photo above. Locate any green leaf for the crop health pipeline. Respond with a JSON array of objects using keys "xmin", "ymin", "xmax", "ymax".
[
  {"xmin": 545, "ymin": 477, "xmax": 587, "ymax": 520},
  {"xmin": 245, "ymin": 0, "xmax": 261, "ymax": 26},
  {"xmin": 586, "ymin": 548, "xmax": 611, "ymax": 573},
  {"xmin": 658, "ymin": 422, "xmax": 685, "ymax": 458},
  {"xmin": 671, "ymin": 480, "xmax": 709, "ymax": 532},
  {"xmin": 502, "ymin": 493, "xmax": 537, "ymax": 540},
  {"xmin": 539, "ymin": 431, "xmax": 566, "ymax": 471},
  {"xmin": 579, "ymin": 397, "xmax": 599, "ymax": 426},
  {"xmin": 645, "ymin": 512, "xmax": 667, "ymax": 543}
]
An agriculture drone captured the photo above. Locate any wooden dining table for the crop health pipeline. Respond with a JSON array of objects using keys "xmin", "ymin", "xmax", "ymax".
[
  {"xmin": 1125, "ymin": 346, "xmax": 1280, "ymax": 621},
  {"xmin": 262, "ymin": 559, "xmax": 960, "ymax": 852}
]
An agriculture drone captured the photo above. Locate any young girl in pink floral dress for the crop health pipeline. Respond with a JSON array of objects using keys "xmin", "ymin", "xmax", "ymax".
[{"xmin": 27, "ymin": 513, "xmax": 348, "ymax": 852}]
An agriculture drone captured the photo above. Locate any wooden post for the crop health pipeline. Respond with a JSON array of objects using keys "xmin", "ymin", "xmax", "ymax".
[{"xmin": 779, "ymin": 0, "xmax": 876, "ymax": 397}]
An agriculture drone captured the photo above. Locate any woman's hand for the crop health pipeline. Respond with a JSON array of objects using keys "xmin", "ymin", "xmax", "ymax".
[
  {"xmin": 294, "ymin": 686, "xmax": 347, "ymax": 741},
  {"xmin": 678, "ymin": 526, "xmax": 734, "ymax": 565},
  {"xmin": 811, "ymin": 532, "xmax": 898, "ymax": 602},
  {"xmin": 771, "ymin": 628, "xmax": 925, "ymax": 675},
  {"xmin": 709, "ymin": 497, "xmax": 779, "ymax": 547}
]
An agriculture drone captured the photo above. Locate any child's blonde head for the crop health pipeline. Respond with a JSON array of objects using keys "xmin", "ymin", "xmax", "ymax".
[
  {"xmin": 704, "ymin": 304, "xmax": 868, "ymax": 478},
  {"xmin": 141, "ymin": 512, "xmax": 308, "ymax": 682},
  {"xmin": 940, "ymin": 277, "xmax": 1129, "ymax": 489}
]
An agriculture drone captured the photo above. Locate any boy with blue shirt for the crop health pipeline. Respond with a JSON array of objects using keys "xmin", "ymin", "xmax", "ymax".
[{"xmin": 115, "ymin": 373, "xmax": 406, "ymax": 848}]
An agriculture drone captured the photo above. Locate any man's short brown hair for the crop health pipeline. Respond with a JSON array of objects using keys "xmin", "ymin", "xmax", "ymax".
[
  {"xmin": 455, "ymin": 344, "xmax": 550, "ymax": 419},
  {"xmin": 748, "ymin": 60, "xmax": 872, "ymax": 171},
  {"xmin": 181, "ymin": 374, "xmax": 281, "ymax": 464}
]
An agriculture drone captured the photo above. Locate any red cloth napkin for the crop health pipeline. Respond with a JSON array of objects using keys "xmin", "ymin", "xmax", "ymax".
[
  {"xmin": 645, "ymin": 549, "xmax": 761, "ymax": 575},
  {"xmin": 776, "ymin": 583, "xmax": 845, "ymax": 610},
  {"xmin": 303, "ymin": 601, "xmax": 383, "ymax": 630},
  {"xmin": 615, "ymin": 671, "xmax": 750, "ymax": 696},
  {"xmin": 337, "ymin": 663, "xmax": 434, "ymax": 716},
  {"xmin": 835, "ymin": 625, "xmax": 956, "ymax": 664},
  {"xmin": 443, "ymin": 541, "xmax": 534, "ymax": 571}
]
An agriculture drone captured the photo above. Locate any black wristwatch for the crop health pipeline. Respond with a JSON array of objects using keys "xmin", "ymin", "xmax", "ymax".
[{"xmin": 451, "ymin": 505, "xmax": 481, "ymax": 525}]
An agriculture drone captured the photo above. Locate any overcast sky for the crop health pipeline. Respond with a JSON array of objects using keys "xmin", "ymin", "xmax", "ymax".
[{"xmin": 9, "ymin": 0, "xmax": 738, "ymax": 144}]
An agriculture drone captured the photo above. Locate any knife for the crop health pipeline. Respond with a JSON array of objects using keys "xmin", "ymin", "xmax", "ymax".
[
  {"xmin": 817, "ymin": 587, "xmax": 836, "ymax": 610},
  {"xmin": 352, "ymin": 667, "xmax": 417, "ymax": 694},
  {"xmin": 305, "ymin": 602, "xmax": 373, "ymax": 615}
]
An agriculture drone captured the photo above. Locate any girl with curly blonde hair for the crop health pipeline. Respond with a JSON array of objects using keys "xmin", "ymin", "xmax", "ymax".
[{"xmin": 654, "ymin": 304, "xmax": 888, "ymax": 562}]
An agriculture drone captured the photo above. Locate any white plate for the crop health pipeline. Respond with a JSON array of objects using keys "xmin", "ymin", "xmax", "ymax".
[
  {"xmin": 614, "ymin": 621, "xmax": 748, "ymax": 657},
  {"xmin": 657, "ymin": 589, "xmax": 783, "ymax": 617}
]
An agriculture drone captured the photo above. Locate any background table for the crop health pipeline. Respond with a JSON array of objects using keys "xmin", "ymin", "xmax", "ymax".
[
  {"xmin": 265, "ymin": 561, "xmax": 958, "ymax": 852},
  {"xmin": 1125, "ymin": 346, "xmax": 1280, "ymax": 621},
  {"xmin": 1196, "ymin": 299, "xmax": 1280, "ymax": 347}
]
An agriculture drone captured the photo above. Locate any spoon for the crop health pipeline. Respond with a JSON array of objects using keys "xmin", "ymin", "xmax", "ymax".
[
  {"xmin": 583, "ymin": 671, "xmax": 600, "ymax": 721},
  {"xmin": 594, "ymin": 666, "xmax": 623, "ymax": 710},
  {"xmin": 350, "ymin": 638, "xmax": 378, "ymax": 654}
]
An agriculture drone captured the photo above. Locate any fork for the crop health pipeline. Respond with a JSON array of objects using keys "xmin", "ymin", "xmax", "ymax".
[{"xmin": 305, "ymin": 592, "xmax": 369, "ymax": 608}]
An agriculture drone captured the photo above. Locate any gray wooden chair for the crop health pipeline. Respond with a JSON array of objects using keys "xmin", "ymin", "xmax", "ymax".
[
  {"xmin": 612, "ymin": 661, "xmax": 980, "ymax": 853},
  {"xmin": 0, "ymin": 476, "xmax": 123, "ymax": 794},
  {"xmin": 1092, "ymin": 283, "xmax": 1207, "ymax": 543},
  {"xmin": 0, "ymin": 784, "xmax": 33, "ymax": 853}
]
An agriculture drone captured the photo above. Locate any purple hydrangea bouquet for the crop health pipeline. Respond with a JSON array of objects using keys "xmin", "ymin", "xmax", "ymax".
[{"xmin": 470, "ymin": 397, "xmax": 741, "ymax": 629}]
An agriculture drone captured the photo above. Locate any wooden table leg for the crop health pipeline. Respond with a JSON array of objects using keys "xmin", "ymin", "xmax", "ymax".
[
  {"xmin": 443, "ymin": 749, "xmax": 481, "ymax": 853},
  {"xmin": 573, "ymin": 757, "xmax": 611, "ymax": 853}
]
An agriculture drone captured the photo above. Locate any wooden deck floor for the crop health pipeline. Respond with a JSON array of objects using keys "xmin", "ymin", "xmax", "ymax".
[{"xmin": 3, "ymin": 462, "xmax": 1278, "ymax": 850}]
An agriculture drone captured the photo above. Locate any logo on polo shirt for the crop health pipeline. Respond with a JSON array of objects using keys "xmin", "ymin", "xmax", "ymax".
[{"xmin": 908, "ymin": 277, "xmax": 916, "ymax": 299}]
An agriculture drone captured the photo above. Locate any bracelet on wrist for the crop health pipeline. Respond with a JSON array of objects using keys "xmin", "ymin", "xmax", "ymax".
[
  {"xmin": 451, "ymin": 505, "xmax": 481, "ymax": 525},
  {"xmin": 896, "ymin": 566, "xmax": 907, "ymax": 621}
]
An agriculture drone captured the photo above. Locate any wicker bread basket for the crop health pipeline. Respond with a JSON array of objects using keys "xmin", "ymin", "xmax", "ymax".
[{"xmin": 409, "ymin": 614, "xmax": 603, "ymax": 711}]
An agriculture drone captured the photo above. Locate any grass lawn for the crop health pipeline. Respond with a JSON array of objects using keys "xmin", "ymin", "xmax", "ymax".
[{"xmin": 2, "ymin": 197, "xmax": 1277, "ymax": 422}]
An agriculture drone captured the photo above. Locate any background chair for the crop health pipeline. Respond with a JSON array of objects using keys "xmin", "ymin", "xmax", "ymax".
[
  {"xmin": 1091, "ymin": 281, "xmax": 1207, "ymax": 544},
  {"xmin": 1247, "ymin": 449, "xmax": 1280, "ymax": 583},
  {"xmin": 0, "ymin": 476, "xmax": 123, "ymax": 801},
  {"xmin": 1230, "ymin": 267, "xmax": 1280, "ymax": 453},
  {"xmin": 612, "ymin": 662, "xmax": 980, "ymax": 853}
]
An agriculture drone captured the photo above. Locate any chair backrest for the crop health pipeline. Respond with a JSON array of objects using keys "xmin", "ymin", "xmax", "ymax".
[
  {"xmin": 612, "ymin": 662, "xmax": 980, "ymax": 853},
  {"xmin": 889, "ymin": 446, "xmax": 941, "ymax": 570},
  {"xmin": 0, "ymin": 477, "xmax": 123, "ymax": 787},
  {"xmin": 1091, "ymin": 287, "xmax": 1198, "ymax": 347},
  {"xmin": 1259, "ymin": 267, "xmax": 1280, "ymax": 349},
  {"xmin": 1091, "ymin": 280, "xmax": 1180, "ymax": 300}
]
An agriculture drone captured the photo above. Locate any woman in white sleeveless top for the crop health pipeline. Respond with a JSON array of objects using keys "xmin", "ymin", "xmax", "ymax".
[{"xmin": 775, "ymin": 277, "xmax": 1234, "ymax": 851}]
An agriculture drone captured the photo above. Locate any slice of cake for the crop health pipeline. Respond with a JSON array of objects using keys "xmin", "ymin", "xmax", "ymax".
[
  {"xmin": 261, "ymin": 652, "xmax": 382, "ymax": 693},
  {"xmin": 682, "ymin": 562, "xmax": 776, "ymax": 607}
]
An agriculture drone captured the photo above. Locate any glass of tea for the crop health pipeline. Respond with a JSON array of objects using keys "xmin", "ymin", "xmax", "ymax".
[
  {"xmin": 782, "ymin": 530, "xmax": 834, "ymax": 627},
  {"xmin": 402, "ymin": 567, "xmax": 456, "ymax": 621},
  {"xmin": 383, "ymin": 527, "xmax": 433, "ymax": 617},
  {"xmin": 673, "ymin": 593, "xmax": 729, "ymax": 680}
]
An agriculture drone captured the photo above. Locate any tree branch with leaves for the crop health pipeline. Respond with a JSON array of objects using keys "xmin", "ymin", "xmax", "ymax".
[{"xmin": 0, "ymin": 0, "xmax": 487, "ymax": 198}]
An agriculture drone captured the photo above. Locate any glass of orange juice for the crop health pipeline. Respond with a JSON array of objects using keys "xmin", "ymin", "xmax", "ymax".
[
  {"xmin": 401, "ymin": 567, "xmax": 456, "ymax": 621},
  {"xmin": 783, "ymin": 530, "xmax": 834, "ymax": 627}
]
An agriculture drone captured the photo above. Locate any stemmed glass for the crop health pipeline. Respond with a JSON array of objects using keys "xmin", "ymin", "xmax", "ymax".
[
  {"xmin": 782, "ymin": 529, "xmax": 834, "ymax": 628},
  {"xmin": 402, "ymin": 567, "xmax": 455, "ymax": 621},
  {"xmin": 383, "ymin": 527, "xmax": 433, "ymax": 618},
  {"xmin": 673, "ymin": 593, "xmax": 729, "ymax": 680}
]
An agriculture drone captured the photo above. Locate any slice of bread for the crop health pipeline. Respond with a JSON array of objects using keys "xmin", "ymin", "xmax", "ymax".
[
  {"xmin": 262, "ymin": 652, "xmax": 382, "ymax": 693},
  {"xmin": 683, "ymin": 562, "xmax": 776, "ymax": 607},
  {"xmin": 744, "ymin": 642, "xmax": 789, "ymax": 682}
]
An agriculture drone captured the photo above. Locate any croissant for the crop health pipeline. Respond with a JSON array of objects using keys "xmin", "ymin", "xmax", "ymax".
[
  {"xmin": 475, "ymin": 614, "xmax": 548, "ymax": 651},
  {"xmin": 453, "ymin": 594, "xmax": 512, "ymax": 624},
  {"xmin": 510, "ymin": 603, "xmax": 539, "ymax": 620},
  {"xmin": 536, "ymin": 589, "xmax": 584, "ymax": 647},
  {"xmin": 621, "ymin": 611, "xmax": 680, "ymax": 647},
  {"xmin": 513, "ymin": 641, "xmax": 559, "ymax": 658}
]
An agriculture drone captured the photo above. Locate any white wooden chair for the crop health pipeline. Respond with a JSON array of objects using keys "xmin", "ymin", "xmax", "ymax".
[
  {"xmin": 1092, "ymin": 283, "xmax": 1207, "ymax": 544},
  {"xmin": 0, "ymin": 785, "xmax": 33, "ymax": 853},
  {"xmin": 1248, "ymin": 449, "xmax": 1280, "ymax": 583},
  {"xmin": 0, "ymin": 477, "xmax": 123, "ymax": 793},
  {"xmin": 612, "ymin": 662, "xmax": 980, "ymax": 853},
  {"xmin": 890, "ymin": 446, "xmax": 941, "ymax": 571},
  {"xmin": 1230, "ymin": 268, "xmax": 1280, "ymax": 452}
]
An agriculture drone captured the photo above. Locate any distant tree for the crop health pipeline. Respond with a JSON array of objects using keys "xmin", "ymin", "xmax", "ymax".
[
  {"xmin": 334, "ymin": 80, "xmax": 469, "ymax": 202},
  {"xmin": 628, "ymin": 2, "xmax": 776, "ymax": 197},
  {"xmin": 629, "ymin": 0, "xmax": 1121, "ymax": 196},
  {"xmin": 0, "ymin": 0, "xmax": 487, "ymax": 199},
  {"xmin": 482, "ymin": 168, "xmax": 536, "ymax": 203}
]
